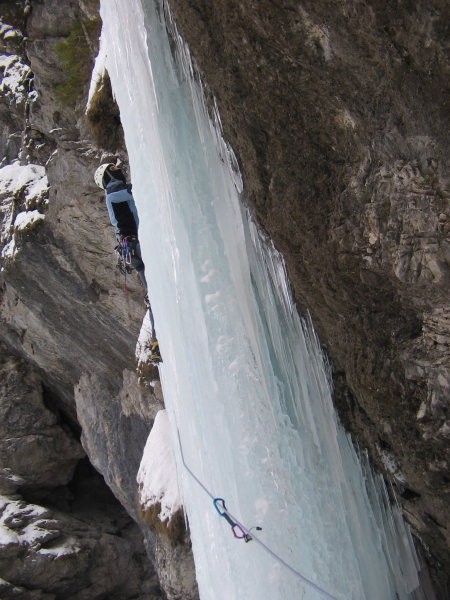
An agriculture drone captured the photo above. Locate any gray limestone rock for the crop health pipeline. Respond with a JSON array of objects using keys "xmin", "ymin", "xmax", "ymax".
[
  {"xmin": 0, "ymin": 494, "xmax": 160, "ymax": 599},
  {"xmin": 25, "ymin": 0, "xmax": 99, "ymax": 136},
  {"xmin": 0, "ymin": 352, "xmax": 84, "ymax": 494},
  {"xmin": 74, "ymin": 370, "xmax": 160, "ymax": 520},
  {"xmin": 75, "ymin": 371, "xmax": 200, "ymax": 599},
  {"xmin": 154, "ymin": 534, "xmax": 199, "ymax": 600},
  {"xmin": 0, "ymin": 10, "xmax": 30, "ymax": 165}
]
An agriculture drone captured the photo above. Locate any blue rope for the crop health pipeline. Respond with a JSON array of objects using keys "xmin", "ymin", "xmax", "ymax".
[{"xmin": 176, "ymin": 429, "xmax": 338, "ymax": 600}]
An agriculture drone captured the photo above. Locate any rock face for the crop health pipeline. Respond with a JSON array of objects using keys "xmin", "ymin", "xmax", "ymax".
[
  {"xmin": 0, "ymin": 353, "xmax": 83, "ymax": 494},
  {"xmin": 0, "ymin": 356, "xmax": 160, "ymax": 599},
  {"xmin": 166, "ymin": 0, "xmax": 449, "ymax": 594},
  {"xmin": 0, "ymin": 493, "xmax": 160, "ymax": 600},
  {"xmin": 0, "ymin": 1, "xmax": 198, "ymax": 598}
]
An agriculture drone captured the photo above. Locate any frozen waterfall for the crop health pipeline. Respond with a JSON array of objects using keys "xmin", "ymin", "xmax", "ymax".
[{"xmin": 100, "ymin": 1, "xmax": 422, "ymax": 598}]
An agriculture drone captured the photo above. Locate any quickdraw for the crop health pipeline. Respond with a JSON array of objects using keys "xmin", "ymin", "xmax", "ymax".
[{"xmin": 213, "ymin": 497, "xmax": 261, "ymax": 542}]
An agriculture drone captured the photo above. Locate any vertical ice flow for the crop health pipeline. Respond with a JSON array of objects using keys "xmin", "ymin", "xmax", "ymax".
[{"xmin": 100, "ymin": 1, "xmax": 422, "ymax": 598}]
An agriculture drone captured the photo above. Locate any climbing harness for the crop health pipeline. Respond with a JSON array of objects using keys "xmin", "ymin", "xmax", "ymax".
[{"xmin": 176, "ymin": 429, "xmax": 338, "ymax": 600}]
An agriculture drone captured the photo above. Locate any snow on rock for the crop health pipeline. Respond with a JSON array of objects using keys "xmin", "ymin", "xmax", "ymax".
[
  {"xmin": 0, "ymin": 53, "xmax": 31, "ymax": 104},
  {"xmin": 0, "ymin": 495, "xmax": 78, "ymax": 557},
  {"xmin": 1, "ymin": 236, "xmax": 16, "ymax": 259},
  {"xmin": 137, "ymin": 410, "xmax": 182, "ymax": 523},
  {"xmin": 13, "ymin": 209, "xmax": 45, "ymax": 231},
  {"xmin": 136, "ymin": 310, "xmax": 154, "ymax": 366},
  {"xmin": 377, "ymin": 445, "xmax": 406, "ymax": 484},
  {"xmin": 135, "ymin": 310, "xmax": 161, "ymax": 387},
  {"xmin": 0, "ymin": 494, "xmax": 153, "ymax": 598},
  {"xmin": 24, "ymin": 176, "xmax": 48, "ymax": 206},
  {"xmin": 0, "ymin": 162, "xmax": 48, "ymax": 203},
  {"xmin": 0, "ymin": 162, "xmax": 48, "ymax": 260},
  {"xmin": 0, "ymin": 23, "xmax": 23, "ymax": 41}
]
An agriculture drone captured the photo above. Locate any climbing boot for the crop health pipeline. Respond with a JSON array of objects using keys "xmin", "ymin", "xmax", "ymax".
[{"xmin": 150, "ymin": 339, "xmax": 162, "ymax": 364}]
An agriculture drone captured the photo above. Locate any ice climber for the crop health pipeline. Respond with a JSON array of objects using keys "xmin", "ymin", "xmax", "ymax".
[{"xmin": 94, "ymin": 162, "xmax": 162, "ymax": 364}]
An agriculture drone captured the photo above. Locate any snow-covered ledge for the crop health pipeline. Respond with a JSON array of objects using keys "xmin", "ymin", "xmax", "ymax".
[{"xmin": 137, "ymin": 410, "xmax": 184, "ymax": 542}]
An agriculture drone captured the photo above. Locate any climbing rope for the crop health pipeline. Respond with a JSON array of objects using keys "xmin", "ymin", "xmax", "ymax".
[{"xmin": 176, "ymin": 429, "xmax": 338, "ymax": 600}]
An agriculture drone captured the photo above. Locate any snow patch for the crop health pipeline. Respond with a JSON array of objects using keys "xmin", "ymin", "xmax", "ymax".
[
  {"xmin": 14, "ymin": 209, "xmax": 45, "ymax": 231},
  {"xmin": 0, "ymin": 162, "xmax": 48, "ymax": 255},
  {"xmin": 38, "ymin": 540, "xmax": 79, "ymax": 558},
  {"xmin": 378, "ymin": 446, "xmax": 406, "ymax": 484},
  {"xmin": 0, "ymin": 495, "xmax": 78, "ymax": 557},
  {"xmin": 0, "ymin": 495, "xmax": 46, "ymax": 546},
  {"xmin": 137, "ymin": 410, "xmax": 182, "ymax": 522},
  {"xmin": 0, "ymin": 23, "xmax": 23, "ymax": 40},
  {"xmin": 0, "ymin": 54, "xmax": 31, "ymax": 104},
  {"xmin": 0, "ymin": 162, "xmax": 48, "ymax": 201},
  {"xmin": 136, "ymin": 310, "xmax": 154, "ymax": 366},
  {"xmin": 1, "ymin": 236, "xmax": 16, "ymax": 259}
]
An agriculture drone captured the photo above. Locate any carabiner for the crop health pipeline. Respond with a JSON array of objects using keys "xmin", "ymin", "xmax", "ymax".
[
  {"xmin": 232, "ymin": 523, "xmax": 250, "ymax": 540},
  {"xmin": 213, "ymin": 498, "xmax": 227, "ymax": 516}
]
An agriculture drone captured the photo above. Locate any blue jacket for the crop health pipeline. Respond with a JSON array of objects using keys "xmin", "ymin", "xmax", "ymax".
[{"xmin": 105, "ymin": 178, "xmax": 139, "ymax": 237}]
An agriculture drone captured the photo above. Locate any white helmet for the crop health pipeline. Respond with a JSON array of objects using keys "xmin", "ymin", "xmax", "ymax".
[{"xmin": 94, "ymin": 163, "xmax": 114, "ymax": 189}]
